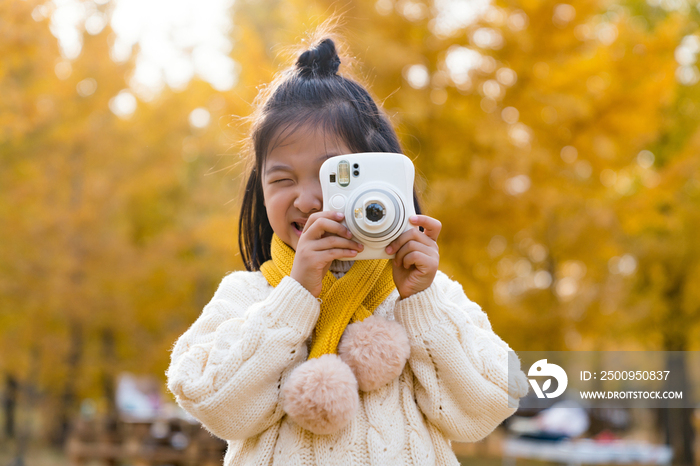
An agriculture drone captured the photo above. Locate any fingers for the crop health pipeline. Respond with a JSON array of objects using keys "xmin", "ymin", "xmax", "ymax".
[
  {"xmin": 393, "ymin": 240, "xmax": 437, "ymax": 270},
  {"xmin": 299, "ymin": 211, "xmax": 362, "ymax": 252},
  {"xmin": 291, "ymin": 211, "xmax": 359, "ymax": 297},
  {"xmin": 314, "ymin": 235, "xmax": 364, "ymax": 254},
  {"xmin": 303, "ymin": 211, "xmax": 352, "ymax": 240},
  {"xmin": 385, "ymin": 215, "xmax": 441, "ymax": 255},
  {"xmin": 323, "ymin": 247, "xmax": 362, "ymax": 260},
  {"xmin": 408, "ymin": 215, "xmax": 442, "ymax": 241}
]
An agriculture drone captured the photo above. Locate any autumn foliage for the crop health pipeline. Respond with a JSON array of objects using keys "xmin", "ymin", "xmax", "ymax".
[{"xmin": 1, "ymin": 0, "xmax": 699, "ymax": 450}]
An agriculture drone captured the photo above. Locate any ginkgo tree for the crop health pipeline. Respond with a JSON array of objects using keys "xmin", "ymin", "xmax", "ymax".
[
  {"xmin": 2, "ymin": 0, "xmax": 699, "ymax": 461},
  {"xmin": 0, "ymin": 0, "xmax": 244, "ymax": 444}
]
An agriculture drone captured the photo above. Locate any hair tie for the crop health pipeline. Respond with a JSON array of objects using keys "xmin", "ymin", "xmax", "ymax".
[{"xmin": 296, "ymin": 38, "xmax": 341, "ymax": 77}]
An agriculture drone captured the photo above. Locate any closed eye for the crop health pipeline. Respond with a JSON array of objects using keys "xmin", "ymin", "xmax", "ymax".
[{"xmin": 272, "ymin": 179, "xmax": 292, "ymax": 183}]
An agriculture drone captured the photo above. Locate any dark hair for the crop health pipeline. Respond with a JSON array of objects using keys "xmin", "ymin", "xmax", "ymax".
[{"xmin": 238, "ymin": 37, "xmax": 422, "ymax": 271}]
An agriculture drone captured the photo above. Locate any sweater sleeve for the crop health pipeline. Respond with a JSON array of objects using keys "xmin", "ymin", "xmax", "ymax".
[
  {"xmin": 393, "ymin": 271, "xmax": 529, "ymax": 442},
  {"xmin": 166, "ymin": 272, "xmax": 320, "ymax": 440}
]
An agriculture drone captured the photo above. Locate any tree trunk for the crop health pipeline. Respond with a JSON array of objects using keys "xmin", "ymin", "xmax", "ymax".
[
  {"xmin": 54, "ymin": 321, "xmax": 82, "ymax": 447},
  {"xmin": 101, "ymin": 328, "xmax": 119, "ymax": 438},
  {"xmin": 54, "ymin": 149, "xmax": 86, "ymax": 447},
  {"xmin": 661, "ymin": 351, "xmax": 695, "ymax": 466},
  {"xmin": 658, "ymin": 314, "xmax": 695, "ymax": 466},
  {"xmin": 3, "ymin": 375, "xmax": 18, "ymax": 440}
]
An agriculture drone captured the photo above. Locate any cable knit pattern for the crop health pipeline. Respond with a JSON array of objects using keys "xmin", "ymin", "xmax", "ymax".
[{"xmin": 167, "ymin": 269, "xmax": 529, "ymax": 466}]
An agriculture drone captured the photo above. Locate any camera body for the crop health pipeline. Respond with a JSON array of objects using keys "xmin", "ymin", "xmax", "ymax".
[{"xmin": 320, "ymin": 152, "xmax": 416, "ymax": 260}]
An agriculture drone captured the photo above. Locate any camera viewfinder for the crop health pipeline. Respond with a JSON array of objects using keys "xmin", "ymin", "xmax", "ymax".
[{"xmin": 337, "ymin": 161, "xmax": 351, "ymax": 187}]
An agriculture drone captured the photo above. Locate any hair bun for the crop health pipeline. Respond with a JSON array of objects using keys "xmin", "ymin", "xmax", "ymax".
[{"xmin": 296, "ymin": 38, "xmax": 341, "ymax": 77}]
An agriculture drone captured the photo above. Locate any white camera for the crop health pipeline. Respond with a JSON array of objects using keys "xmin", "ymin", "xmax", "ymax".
[{"xmin": 320, "ymin": 152, "xmax": 416, "ymax": 260}]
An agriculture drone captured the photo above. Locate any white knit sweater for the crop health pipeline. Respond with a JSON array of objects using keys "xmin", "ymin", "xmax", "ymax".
[{"xmin": 167, "ymin": 266, "xmax": 529, "ymax": 466}]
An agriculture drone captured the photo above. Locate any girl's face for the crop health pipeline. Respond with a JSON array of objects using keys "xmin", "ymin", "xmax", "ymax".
[{"xmin": 262, "ymin": 125, "xmax": 351, "ymax": 251}]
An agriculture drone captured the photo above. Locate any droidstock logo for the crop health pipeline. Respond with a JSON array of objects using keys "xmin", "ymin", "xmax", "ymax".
[{"xmin": 528, "ymin": 359, "xmax": 568, "ymax": 398}]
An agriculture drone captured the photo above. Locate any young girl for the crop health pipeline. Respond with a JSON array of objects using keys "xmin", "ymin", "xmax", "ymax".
[{"xmin": 167, "ymin": 34, "xmax": 529, "ymax": 466}]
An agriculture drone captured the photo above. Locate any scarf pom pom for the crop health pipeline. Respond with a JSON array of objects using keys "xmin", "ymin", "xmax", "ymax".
[
  {"xmin": 282, "ymin": 354, "xmax": 359, "ymax": 435},
  {"xmin": 338, "ymin": 315, "xmax": 411, "ymax": 392}
]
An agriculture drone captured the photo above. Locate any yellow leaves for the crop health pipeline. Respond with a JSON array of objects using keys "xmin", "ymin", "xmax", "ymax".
[
  {"xmin": 1, "ymin": 0, "xmax": 699, "ymax": 415},
  {"xmin": 0, "ymin": 3, "xmax": 244, "ymax": 410}
]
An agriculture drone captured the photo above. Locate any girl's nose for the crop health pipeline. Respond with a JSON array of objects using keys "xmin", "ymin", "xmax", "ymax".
[{"xmin": 294, "ymin": 182, "xmax": 323, "ymax": 214}]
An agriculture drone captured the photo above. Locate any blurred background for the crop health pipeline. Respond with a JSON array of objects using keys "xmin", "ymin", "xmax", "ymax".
[{"xmin": 1, "ymin": 0, "xmax": 700, "ymax": 464}]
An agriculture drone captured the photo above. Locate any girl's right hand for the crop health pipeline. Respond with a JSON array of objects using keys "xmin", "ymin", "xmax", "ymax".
[{"xmin": 290, "ymin": 211, "xmax": 363, "ymax": 298}]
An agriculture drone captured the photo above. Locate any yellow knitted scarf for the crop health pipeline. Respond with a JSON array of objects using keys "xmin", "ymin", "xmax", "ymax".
[{"xmin": 260, "ymin": 234, "xmax": 395, "ymax": 359}]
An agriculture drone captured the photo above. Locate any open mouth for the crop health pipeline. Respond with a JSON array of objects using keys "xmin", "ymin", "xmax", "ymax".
[{"xmin": 292, "ymin": 222, "xmax": 304, "ymax": 232}]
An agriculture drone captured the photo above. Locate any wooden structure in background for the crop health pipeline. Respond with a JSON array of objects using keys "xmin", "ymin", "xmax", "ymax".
[{"xmin": 66, "ymin": 416, "xmax": 226, "ymax": 466}]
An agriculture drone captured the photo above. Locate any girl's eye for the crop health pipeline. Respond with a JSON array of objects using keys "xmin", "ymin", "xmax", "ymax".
[{"xmin": 272, "ymin": 179, "xmax": 291, "ymax": 184}]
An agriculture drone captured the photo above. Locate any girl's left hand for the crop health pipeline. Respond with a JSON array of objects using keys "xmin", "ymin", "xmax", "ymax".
[{"xmin": 385, "ymin": 215, "xmax": 441, "ymax": 300}]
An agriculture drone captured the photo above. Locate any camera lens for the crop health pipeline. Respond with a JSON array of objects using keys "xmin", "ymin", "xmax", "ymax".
[
  {"xmin": 353, "ymin": 170, "xmax": 359, "ymax": 176},
  {"xmin": 365, "ymin": 202, "xmax": 385, "ymax": 222},
  {"xmin": 349, "ymin": 189, "xmax": 401, "ymax": 239}
]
